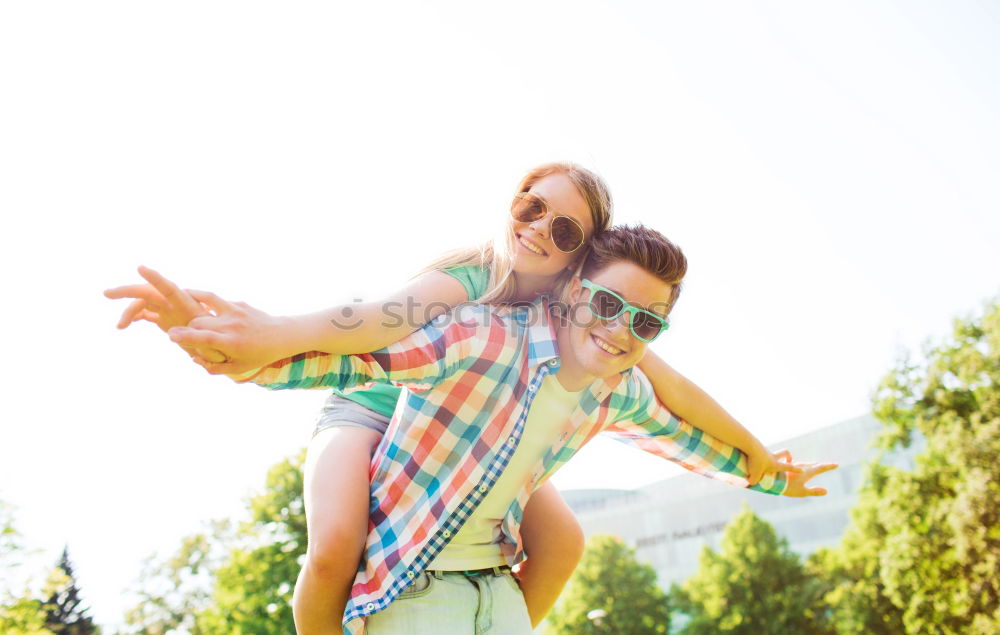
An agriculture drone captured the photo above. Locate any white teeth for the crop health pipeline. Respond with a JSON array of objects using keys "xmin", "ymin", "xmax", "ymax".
[
  {"xmin": 519, "ymin": 236, "xmax": 545, "ymax": 256},
  {"xmin": 593, "ymin": 335, "xmax": 623, "ymax": 355}
]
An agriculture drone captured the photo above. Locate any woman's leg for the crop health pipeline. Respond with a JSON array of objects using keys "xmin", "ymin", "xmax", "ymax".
[
  {"xmin": 293, "ymin": 425, "xmax": 381, "ymax": 635},
  {"xmin": 515, "ymin": 481, "xmax": 586, "ymax": 627}
]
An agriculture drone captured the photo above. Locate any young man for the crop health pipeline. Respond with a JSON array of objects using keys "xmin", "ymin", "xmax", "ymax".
[{"xmin": 215, "ymin": 225, "xmax": 835, "ymax": 634}]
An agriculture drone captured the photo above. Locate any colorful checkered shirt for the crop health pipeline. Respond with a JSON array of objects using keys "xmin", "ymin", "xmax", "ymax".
[{"xmin": 237, "ymin": 301, "xmax": 787, "ymax": 634}]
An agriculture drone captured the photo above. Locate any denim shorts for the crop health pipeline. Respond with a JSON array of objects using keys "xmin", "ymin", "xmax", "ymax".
[{"xmin": 313, "ymin": 394, "xmax": 391, "ymax": 436}]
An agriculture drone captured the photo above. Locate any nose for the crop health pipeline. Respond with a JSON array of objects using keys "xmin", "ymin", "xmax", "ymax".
[
  {"xmin": 606, "ymin": 312, "xmax": 632, "ymax": 341},
  {"xmin": 528, "ymin": 213, "xmax": 551, "ymax": 239}
]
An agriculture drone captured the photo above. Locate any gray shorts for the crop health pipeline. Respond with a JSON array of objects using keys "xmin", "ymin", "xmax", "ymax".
[{"xmin": 314, "ymin": 394, "xmax": 391, "ymax": 437}]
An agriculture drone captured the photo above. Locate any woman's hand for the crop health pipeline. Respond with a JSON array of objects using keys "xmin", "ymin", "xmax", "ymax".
[
  {"xmin": 104, "ymin": 266, "xmax": 228, "ymax": 363},
  {"xmin": 167, "ymin": 290, "xmax": 292, "ymax": 375}
]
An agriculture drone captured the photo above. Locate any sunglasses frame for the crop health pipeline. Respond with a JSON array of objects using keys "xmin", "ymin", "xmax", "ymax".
[
  {"xmin": 510, "ymin": 192, "xmax": 587, "ymax": 254},
  {"xmin": 580, "ymin": 279, "xmax": 670, "ymax": 343}
]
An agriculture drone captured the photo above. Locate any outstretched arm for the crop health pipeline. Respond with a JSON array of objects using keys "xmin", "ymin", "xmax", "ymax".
[
  {"xmin": 604, "ymin": 371, "xmax": 835, "ymax": 496},
  {"xmin": 637, "ymin": 350, "xmax": 788, "ymax": 486},
  {"xmin": 106, "ymin": 267, "xmax": 470, "ymax": 373},
  {"xmin": 196, "ymin": 298, "xmax": 488, "ymax": 396}
]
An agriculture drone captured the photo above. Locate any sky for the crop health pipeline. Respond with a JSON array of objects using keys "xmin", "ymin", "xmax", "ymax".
[{"xmin": 1, "ymin": 0, "xmax": 998, "ymax": 629}]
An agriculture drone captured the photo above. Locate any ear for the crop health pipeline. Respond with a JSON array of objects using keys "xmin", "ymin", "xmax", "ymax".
[{"xmin": 566, "ymin": 276, "xmax": 583, "ymax": 303}]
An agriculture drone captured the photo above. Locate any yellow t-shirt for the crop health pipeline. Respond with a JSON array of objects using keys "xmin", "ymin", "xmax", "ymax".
[{"xmin": 428, "ymin": 374, "xmax": 581, "ymax": 570}]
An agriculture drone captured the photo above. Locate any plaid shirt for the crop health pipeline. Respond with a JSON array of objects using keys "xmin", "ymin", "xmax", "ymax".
[{"xmin": 238, "ymin": 301, "xmax": 787, "ymax": 634}]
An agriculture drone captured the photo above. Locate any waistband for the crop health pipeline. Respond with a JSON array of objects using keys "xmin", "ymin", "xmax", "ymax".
[{"xmin": 427, "ymin": 565, "xmax": 512, "ymax": 578}]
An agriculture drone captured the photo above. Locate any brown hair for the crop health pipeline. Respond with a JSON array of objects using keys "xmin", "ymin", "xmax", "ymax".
[
  {"xmin": 419, "ymin": 162, "xmax": 613, "ymax": 304},
  {"xmin": 580, "ymin": 224, "xmax": 688, "ymax": 313}
]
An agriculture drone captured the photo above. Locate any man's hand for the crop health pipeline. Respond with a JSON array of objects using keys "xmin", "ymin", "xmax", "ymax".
[
  {"xmin": 782, "ymin": 461, "xmax": 839, "ymax": 497},
  {"xmin": 104, "ymin": 266, "xmax": 227, "ymax": 363},
  {"xmin": 746, "ymin": 445, "xmax": 801, "ymax": 486}
]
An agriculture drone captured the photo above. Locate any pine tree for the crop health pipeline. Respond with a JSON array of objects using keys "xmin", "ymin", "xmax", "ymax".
[{"xmin": 43, "ymin": 547, "xmax": 97, "ymax": 635}]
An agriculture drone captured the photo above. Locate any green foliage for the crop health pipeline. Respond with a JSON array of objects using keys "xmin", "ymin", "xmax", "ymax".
[
  {"xmin": 124, "ymin": 452, "xmax": 306, "ymax": 635},
  {"xmin": 0, "ymin": 597, "xmax": 55, "ymax": 635},
  {"xmin": 672, "ymin": 505, "xmax": 830, "ymax": 635},
  {"xmin": 197, "ymin": 451, "xmax": 306, "ymax": 635},
  {"xmin": 814, "ymin": 298, "xmax": 1000, "ymax": 633},
  {"xmin": 807, "ymin": 479, "xmax": 905, "ymax": 635},
  {"xmin": 0, "ymin": 500, "xmax": 55, "ymax": 634},
  {"xmin": 547, "ymin": 535, "xmax": 670, "ymax": 635},
  {"xmin": 122, "ymin": 522, "xmax": 234, "ymax": 634}
]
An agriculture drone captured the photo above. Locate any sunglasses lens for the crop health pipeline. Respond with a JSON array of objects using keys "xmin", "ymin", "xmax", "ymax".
[
  {"xmin": 591, "ymin": 290, "xmax": 624, "ymax": 320},
  {"xmin": 550, "ymin": 216, "xmax": 585, "ymax": 253},
  {"xmin": 632, "ymin": 311, "xmax": 665, "ymax": 341},
  {"xmin": 511, "ymin": 194, "xmax": 546, "ymax": 222}
]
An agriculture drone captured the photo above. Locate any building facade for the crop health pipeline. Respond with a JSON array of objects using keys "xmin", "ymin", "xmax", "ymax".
[{"xmin": 561, "ymin": 415, "xmax": 920, "ymax": 588}]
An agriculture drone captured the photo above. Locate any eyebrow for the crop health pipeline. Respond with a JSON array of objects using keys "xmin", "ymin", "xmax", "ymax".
[{"xmin": 603, "ymin": 285, "xmax": 667, "ymax": 317}]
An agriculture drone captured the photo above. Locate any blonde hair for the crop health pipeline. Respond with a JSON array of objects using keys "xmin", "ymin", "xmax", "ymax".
[{"xmin": 419, "ymin": 162, "xmax": 613, "ymax": 304}]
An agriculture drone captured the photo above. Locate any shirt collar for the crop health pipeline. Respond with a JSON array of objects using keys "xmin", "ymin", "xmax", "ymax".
[{"xmin": 506, "ymin": 297, "xmax": 633, "ymax": 390}]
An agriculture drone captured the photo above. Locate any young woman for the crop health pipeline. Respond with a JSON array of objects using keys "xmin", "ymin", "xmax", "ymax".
[{"xmin": 107, "ymin": 162, "xmax": 791, "ymax": 634}]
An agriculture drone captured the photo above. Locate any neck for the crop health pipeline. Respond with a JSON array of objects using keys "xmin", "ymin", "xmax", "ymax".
[
  {"xmin": 553, "ymin": 322, "xmax": 596, "ymax": 392},
  {"xmin": 511, "ymin": 271, "xmax": 558, "ymax": 302}
]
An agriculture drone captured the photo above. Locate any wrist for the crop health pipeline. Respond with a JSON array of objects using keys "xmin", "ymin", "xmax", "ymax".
[{"xmin": 267, "ymin": 314, "xmax": 307, "ymax": 359}]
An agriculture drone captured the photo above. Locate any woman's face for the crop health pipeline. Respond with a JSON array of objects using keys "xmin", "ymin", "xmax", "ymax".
[{"xmin": 509, "ymin": 172, "xmax": 595, "ymax": 280}]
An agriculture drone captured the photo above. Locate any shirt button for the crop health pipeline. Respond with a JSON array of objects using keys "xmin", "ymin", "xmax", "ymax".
[
  {"xmin": 478, "ymin": 484, "xmax": 488, "ymax": 493},
  {"xmin": 407, "ymin": 571, "xmax": 415, "ymax": 579},
  {"xmin": 366, "ymin": 603, "xmax": 375, "ymax": 611},
  {"xmin": 442, "ymin": 530, "xmax": 452, "ymax": 538},
  {"xmin": 507, "ymin": 436, "xmax": 517, "ymax": 446},
  {"xmin": 528, "ymin": 384, "xmax": 537, "ymax": 393},
  {"xmin": 548, "ymin": 359, "xmax": 558, "ymax": 367}
]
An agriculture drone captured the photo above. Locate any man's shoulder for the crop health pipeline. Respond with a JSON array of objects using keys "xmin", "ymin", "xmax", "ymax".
[{"xmin": 608, "ymin": 367, "xmax": 655, "ymax": 409}]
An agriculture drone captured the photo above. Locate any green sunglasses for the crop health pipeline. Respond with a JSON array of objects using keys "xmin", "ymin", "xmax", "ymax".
[{"xmin": 580, "ymin": 279, "xmax": 670, "ymax": 343}]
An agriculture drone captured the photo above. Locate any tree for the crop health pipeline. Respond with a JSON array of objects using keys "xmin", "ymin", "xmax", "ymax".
[
  {"xmin": 122, "ymin": 522, "xmax": 234, "ymax": 635},
  {"xmin": 806, "ymin": 465, "xmax": 906, "ymax": 635},
  {"xmin": 672, "ymin": 505, "xmax": 830, "ymax": 635},
  {"xmin": 813, "ymin": 298, "xmax": 1000, "ymax": 634},
  {"xmin": 196, "ymin": 451, "xmax": 306, "ymax": 635},
  {"xmin": 0, "ymin": 500, "xmax": 55, "ymax": 635},
  {"xmin": 124, "ymin": 451, "xmax": 306, "ymax": 635},
  {"xmin": 42, "ymin": 547, "xmax": 97, "ymax": 634},
  {"xmin": 547, "ymin": 535, "xmax": 671, "ymax": 635}
]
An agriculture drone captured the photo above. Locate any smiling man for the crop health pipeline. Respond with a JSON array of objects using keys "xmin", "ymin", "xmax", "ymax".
[{"xmin": 228, "ymin": 225, "xmax": 835, "ymax": 634}]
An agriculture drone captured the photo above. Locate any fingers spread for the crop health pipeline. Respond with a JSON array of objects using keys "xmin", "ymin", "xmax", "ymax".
[
  {"xmin": 105, "ymin": 284, "xmax": 163, "ymax": 303},
  {"xmin": 140, "ymin": 266, "xmax": 207, "ymax": 316},
  {"xmin": 807, "ymin": 462, "xmax": 839, "ymax": 477},
  {"xmin": 138, "ymin": 266, "xmax": 182, "ymax": 300},
  {"xmin": 117, "ymin": 298, "xmax": 147, "ymax": 328}
]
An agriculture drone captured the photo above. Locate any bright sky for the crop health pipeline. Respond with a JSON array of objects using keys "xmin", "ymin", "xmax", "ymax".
[{"xmin": 2, "ymin": 0, "xmax": 998, "ymax": 628}]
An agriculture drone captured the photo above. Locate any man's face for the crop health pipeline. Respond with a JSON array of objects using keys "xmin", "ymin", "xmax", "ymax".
[{"xmin": 559, "ymin": 260, "xmax": 674, "ymax": 385}]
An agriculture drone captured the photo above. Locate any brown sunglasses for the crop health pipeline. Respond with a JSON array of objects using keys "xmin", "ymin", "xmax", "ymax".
[{"xmin": 510, "ymin": 192, "xmax": 587, "ymax": 253}]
